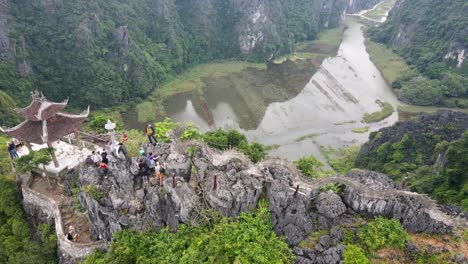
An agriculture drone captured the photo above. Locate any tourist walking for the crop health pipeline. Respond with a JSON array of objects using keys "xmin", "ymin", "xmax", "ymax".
[
  {"xmin": 101, "ymin": 150, "xmax": 108, "ymax": 164},
  {"xmin": 91, "ymin": 151, "xmax": 100, "ymax": 165},
  {"xmin": 155, "ymin": 161, "xmax": 165, "ymax": 187},
  {"xmin": 7, "ymin": 141, "xmax": 19, "ymax": 159},
  {"xmin": 146, "ymin": 124, "xmax": 158, "ymax": 145},
  {"xmin": 147, "ymin": 152, "xmax": 156, "ymax": 172},
  {"xmin": 117, "ymin": 142, "xmax": 128, "ymax": 161},
  {"xmin": 99, "ymin": 162, "xmax": 109, "ymax": 177},
  {"xmin": 138, "ymin": 158, "xmax": 150, "ymax": 184}
]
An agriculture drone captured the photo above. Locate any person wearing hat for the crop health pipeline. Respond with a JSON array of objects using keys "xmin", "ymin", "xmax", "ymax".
[{"xmin": 146, "ymin": 124, "xmax": 158, "ymax": 145}]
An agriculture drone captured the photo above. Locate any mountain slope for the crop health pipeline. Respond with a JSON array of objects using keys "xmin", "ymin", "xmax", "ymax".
[
  {"xmin": 0, "ymin": 0, "xmax": 354, "ymax": 110},
  {"xmin": 356, "ymin": 110, "xmax": 468, "ymax": 209},
  {"xmin": 369, "ymin": 0, "xmax": 468, "ymax": 107}
]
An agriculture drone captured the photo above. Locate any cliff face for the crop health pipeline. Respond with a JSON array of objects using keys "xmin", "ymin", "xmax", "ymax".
[
  {"xmin": 70, "ymin": 139, "xmax": 463, "ymax": 263},
  {"xmin": 0, "ymin": 0, "xmax": 362, "ymax": 108},
  {"xmin": 370, "ymin": 0, "xmax": 467, "ymax": 72}
]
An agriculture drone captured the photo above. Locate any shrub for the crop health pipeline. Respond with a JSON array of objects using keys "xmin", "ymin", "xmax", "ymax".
[
  {"xmin": 294, "ymin": 155, "xmax": 331, "ymax": 179},
  {"xmin": 343, "ymin": 244, "xmax": 370, "ymax": 264},
  {"xmin": 202, "ymin": 129, "xmax": 266, "ymax": 163},
  {"xmin": 181, "ymin": 123, "xmax": 201, "ymax": 141},
  {"xmin": 88, "ymin": 114, "xmax": 122, "ymax": 134},
  {"xmin": 82, "ymin": 185, "xmax": 106, "ymax": 201},
  {"xmin": 154, "ymin": 117, "xmax": 180, "ymax": 143},
  {"xmin": 358, "ymin": 217, "xmax": 409, "ymax": 253},
  {"xmin": 85, "ymin": 200, "xmax": 295, "ymax": 263}
]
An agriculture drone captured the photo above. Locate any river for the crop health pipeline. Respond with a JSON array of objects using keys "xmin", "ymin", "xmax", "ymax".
[{"xmin": 165, "ymin": 18, "xmax": 399, "ymax": 161}]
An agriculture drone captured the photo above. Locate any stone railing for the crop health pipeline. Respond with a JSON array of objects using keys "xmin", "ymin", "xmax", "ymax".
[{"xmin": 21, "ymin": 184, "xmax": 106, "ymax": 263}]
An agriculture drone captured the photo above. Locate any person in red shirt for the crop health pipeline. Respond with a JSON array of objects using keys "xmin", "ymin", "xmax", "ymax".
[{"xmin": 99, "ymin": 162, "xmax": 109, "ymax": 176}]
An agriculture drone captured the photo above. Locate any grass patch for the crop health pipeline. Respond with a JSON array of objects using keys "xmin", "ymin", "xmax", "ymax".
[
  {"xmin": 362, "ymin": 100, "xmax": 394, "ymax": 123},
  {"xmin": 272, "ymin": 52, "xmax": 318, "ymax": 64},
  {"xmin": 298, "ymin": 230, "xmax": 329, "ymax": 249},
  {"xmin": 296, "ymin": 26, "xmax": 344, "ymax": 56},
  {"xmin": 352, "ymin": 126, "xmax": 370, "ymax": 133},
  {"xmin": 264, "ymin": 144, "xmax": 280, "ymax": 151},
  {"xmin": 274, "ymin": 26, "xmax": 344, "ymax": 64},
  {"xmin": 295, "ymin": 133, "xmax": 323, "ymax": 142},
  {"xmin": 366, "ymin": 41, "xmax": 412, "ymax": 84},
  {"xmin": 334, "ymin": 120, "xmax": 356, "ymax": 126}
]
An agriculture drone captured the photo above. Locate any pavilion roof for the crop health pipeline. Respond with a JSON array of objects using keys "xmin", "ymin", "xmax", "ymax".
[
  {"xmin": 1, "ymin": 109, "xmax": 89, "ymax": 144},
  {"xmin": 15, "ymin": 91, "xmax": 68, "ymax": 121}
]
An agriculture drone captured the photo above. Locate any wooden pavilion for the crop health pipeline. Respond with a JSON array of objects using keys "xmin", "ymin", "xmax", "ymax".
[{"xmin": 0, "ymin": 91, "xmax": 89, "ymax": 167}]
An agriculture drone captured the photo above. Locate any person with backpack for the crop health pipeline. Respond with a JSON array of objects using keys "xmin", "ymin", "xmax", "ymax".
[
  {"xmin": 147, "ymin": 152, "xmax": 156, "ymax": 172},
  {"xmin": 155, "ymin": 161, "xmax": 165, "ymax": 187},
  {"xmin": 138, "ymin": 158, "xmax": 150, "ymax": 184},
  {"xmin": 146, "ymin": 124, "xmax": 158, "ymax": 145}
]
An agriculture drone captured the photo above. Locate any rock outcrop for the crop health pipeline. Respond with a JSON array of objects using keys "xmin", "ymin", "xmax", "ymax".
[{"xmin": 74, "ymin": 140, "xmax": 465, "ymax": 263}]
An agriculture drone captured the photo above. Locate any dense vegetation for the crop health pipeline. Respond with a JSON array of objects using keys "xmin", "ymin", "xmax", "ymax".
[
  {"xmin": 85, "ymin": 199, "xmax": 295, "ymax": 263},
  {"xmin": 0, "ymin": 0, "xmax": 346, "ymax": 110},
  {"xmin": 0, "ymin": 136, "xmax": 57, "ymax": 263},
  {"xmin": 355, "ymin": 112, "xmax": 468, "ymax": 209},
  {"xmin": 369, "ymin": 0, "xmax": 468, "ymax": 107},
  {"xmin": 0, "ymin": 91, "xmax": 20, "ymax": 128}
]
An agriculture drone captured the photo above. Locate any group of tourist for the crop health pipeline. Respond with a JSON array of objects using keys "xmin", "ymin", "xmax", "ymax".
[
  {"xmin": 137, "ymin": 151, "xmax": 166, "ymax": 187},
  {"xmin": 86, "ymin": 149, "xmax": 110, "ymax": 176},
  {"xmin": 84, "ymin": 124, "xmax": 164, "ymax": 182}
]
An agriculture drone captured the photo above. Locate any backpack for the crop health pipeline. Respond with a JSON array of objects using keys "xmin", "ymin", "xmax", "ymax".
[
  {"xmin": 159, "ymin": 166, "xmax": 165, "ymax": 173},
  {"xmin": 148, "ymin": 159, "xmax": 155, "ymax": 168}
]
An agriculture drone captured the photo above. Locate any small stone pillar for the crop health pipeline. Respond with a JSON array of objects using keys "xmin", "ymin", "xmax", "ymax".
[{"xmin": 47, "ymin": 142, "xmax": 59, "ymax": 168}]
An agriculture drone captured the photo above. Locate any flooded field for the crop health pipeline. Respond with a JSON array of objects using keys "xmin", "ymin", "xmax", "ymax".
[{"xmin": 162, "ymin": 19, "xmax": 399, "ymax": 160}]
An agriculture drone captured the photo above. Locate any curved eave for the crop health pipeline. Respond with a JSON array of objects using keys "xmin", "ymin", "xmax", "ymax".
[
  {"xmin": 0, "ymin": 120, "xmax": 29, "ymax": 133},
  {"xmin": 16, "ymin": 99, "xmax": 69, "ymax": 121},
  {"xmin": 56, "ymin": 106, "xmax": 90, "ymax": 119}
]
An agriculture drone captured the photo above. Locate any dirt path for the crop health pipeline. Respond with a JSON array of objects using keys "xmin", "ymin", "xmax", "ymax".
[{"xmin": 411, "ymin": 233, "xmax": 468, "ymax": 257}]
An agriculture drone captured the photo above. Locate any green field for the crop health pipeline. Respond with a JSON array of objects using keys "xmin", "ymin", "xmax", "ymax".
[
  {"xmin": 366, "ymin": 41, "xmax": 412, "ymax": 84},
  {"xmin": 133, "ymin": 26, "xmax": 346, "ymax": 125},
  {"xmin": 135, "ymin": 62, "xmax": 266, "ymax": 123}
]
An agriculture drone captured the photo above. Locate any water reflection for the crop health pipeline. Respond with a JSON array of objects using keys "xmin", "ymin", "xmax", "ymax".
[{"xmin": 167, "ymin": 19, "xmax": 399, "ymax": 160}]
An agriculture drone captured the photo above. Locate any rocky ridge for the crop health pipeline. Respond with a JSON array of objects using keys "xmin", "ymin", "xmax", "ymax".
[{"xmin": 69, "ymin": 138, "xmax": 466, "ymax": 263}]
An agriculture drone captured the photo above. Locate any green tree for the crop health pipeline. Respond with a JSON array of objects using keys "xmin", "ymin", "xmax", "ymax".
[{"xmin": 0, "ymin": 176, "xmax": 57, "ymax": 263}]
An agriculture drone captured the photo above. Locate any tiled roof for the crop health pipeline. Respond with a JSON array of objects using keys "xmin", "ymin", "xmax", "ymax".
[
  {"xmin": 16, "ymin": 98, "xmax": 68, "ymax": 121},
  {"xmin": 2, "ymin": 111, "xmax": 88, "ymax": 144}
]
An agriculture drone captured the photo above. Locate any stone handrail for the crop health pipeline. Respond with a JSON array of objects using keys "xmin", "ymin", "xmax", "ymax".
[{"xmin": 21, "ymin": 185, "xmax": 106, "ymax": 262}]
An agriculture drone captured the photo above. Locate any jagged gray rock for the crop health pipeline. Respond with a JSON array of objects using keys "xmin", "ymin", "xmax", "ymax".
[{"xmin": 73, "ymin": 140, "xmax": 466, "ymax": 263}]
